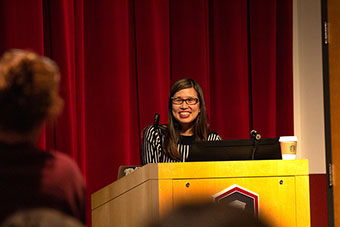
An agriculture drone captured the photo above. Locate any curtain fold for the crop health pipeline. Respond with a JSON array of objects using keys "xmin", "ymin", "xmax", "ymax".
[
  {"xmin": 0, "ymin": 0, "xmax": 293, "ymax": 224},
  {"xmin": 250, "ymin": 0, "xmax": 278, "ymax": 138},
  {"xmin": 0, "ymin": 0, "xmax": 45, "ymax": 54},
  {"xmin": 135, "ymin": 0, "xmax": 171, "ymax": 128},
  {"xmin": 210, "ymin": 0, "xmax": 250, "ymax": 139},
  {"xmin": 84, "ymin": 0, "xmax": 140, "ymax": 192},
  {"xmin": 45, "ymin": 0, "xmax": 87, "ymax": 176},
  {"xmin": 276, "ymin": 0, "xmax": 294, "ymax": 136}
]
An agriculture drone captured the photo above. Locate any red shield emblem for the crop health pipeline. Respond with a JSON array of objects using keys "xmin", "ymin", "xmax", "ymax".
[{"xmin": 213, "ymin": 184, "xmax": 259, "ymax": 217}]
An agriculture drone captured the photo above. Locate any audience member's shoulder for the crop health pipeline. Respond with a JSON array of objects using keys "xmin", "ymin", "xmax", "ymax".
[
  {"xmin": 45, "ymin": 151, "xmax": 84, "ymax": 184},
  {"xmin": 51, "ymin": 151, "xmax": 79, "ymax": 169}
]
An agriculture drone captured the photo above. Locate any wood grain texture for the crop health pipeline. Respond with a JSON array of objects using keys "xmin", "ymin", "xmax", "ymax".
[{"xmin": 92, "ymin": 160, "xmax": 310, "ymax": 227}]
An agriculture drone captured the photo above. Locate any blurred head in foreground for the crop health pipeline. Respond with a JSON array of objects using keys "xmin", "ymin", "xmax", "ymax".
[
  {"xmin": 0, "ymin": 207, "xmax": 84, "ymax": 227},
  {"xmin": 0, "ymin": 49, "xmax": 63, "ymax": 143},
  {"xmin": 148, "ymin": 202, "xmax": 270, "ymax": 227}
]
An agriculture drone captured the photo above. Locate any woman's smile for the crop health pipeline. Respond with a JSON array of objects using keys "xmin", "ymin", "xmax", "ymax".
[{"xmin": 172, "ymin": 87, "xmax": 200, "ymax": 133}]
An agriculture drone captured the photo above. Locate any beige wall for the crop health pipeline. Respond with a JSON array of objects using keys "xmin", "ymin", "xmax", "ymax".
[{"xmin": 293, "ymin": 0, "xmax": 326, "ymax": 173}]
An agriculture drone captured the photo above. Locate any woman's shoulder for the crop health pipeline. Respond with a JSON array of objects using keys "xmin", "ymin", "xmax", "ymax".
[
  {"xmin": 142, "ymin": 124, "xmax": 168, "ymax": 141},
  {"xmin": 143, "ymin": 124, "xmax": 167, "ymax": 134},
  {"xmin": 207, "ymin": 131, "xmax": 222, "ymax": 141},
  {"xmin": 208, "ymin": 131, "xmax": 220, "ymax": 135}
]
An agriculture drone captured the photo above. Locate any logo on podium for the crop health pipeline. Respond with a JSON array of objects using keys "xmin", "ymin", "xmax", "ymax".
[{"xmin": 213, "ymin": 184, "xmax": 259, "ymax": 217}]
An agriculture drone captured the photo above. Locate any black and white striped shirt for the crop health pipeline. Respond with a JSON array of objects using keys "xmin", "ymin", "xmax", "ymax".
[{"xmin": 141, "ymin": 125, "xmax": 222, "ymax": 164}]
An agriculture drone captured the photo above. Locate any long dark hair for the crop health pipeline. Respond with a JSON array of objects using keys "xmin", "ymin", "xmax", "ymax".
[{"xmin": 163, "ymin": 78, "xmax": 209, "ymax": 160}]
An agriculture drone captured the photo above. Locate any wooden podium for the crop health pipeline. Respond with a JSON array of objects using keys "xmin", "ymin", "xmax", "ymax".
[{"xmin": 92, "ymin": 160, "xmax": 310, "ymax": 227}]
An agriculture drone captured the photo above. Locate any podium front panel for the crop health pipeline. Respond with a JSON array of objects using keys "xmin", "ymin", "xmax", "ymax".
[
  {"xmin": 92, "ymin": 160, "xmax": 310, "ymax": 227},
  {"xmin": 172, "ymin": 177, "xmax": 300, "ymax": 226}
]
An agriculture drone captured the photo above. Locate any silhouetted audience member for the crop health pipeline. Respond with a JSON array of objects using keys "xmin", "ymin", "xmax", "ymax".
[
  {"xmin": 0, "ymin": 49, "xmax": 86, "ymax": 224},
  {"xmin": 0, "ymin": 208, "xmax": 84, "ymax": 227},
  {"xmin": 148, "ymin": 202, "xmax": 270, "ymax": 227}
]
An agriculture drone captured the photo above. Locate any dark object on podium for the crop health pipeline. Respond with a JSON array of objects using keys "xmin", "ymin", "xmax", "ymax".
[{"xmin": 187, "ymin": 138, "xmax": 281, "ymax": 162}]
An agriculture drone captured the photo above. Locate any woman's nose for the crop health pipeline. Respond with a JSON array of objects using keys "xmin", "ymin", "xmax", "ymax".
[{"xmin": 180, "ymin": 102, "xmax": 189, "ymax": 108}]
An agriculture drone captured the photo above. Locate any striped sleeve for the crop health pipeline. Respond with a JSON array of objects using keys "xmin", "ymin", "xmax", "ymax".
[
  {"xmin": 141, "ymin": 125, "xmax": 162, "ymax": 165},
  {"xmin": 207, "ymin": 131, "xmax": 222, "ymax": 141}
]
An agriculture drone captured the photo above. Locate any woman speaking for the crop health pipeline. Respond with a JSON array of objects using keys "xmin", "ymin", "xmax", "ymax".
[{"xmin": 141, "ymin": 78, "xmax": 221, "ymax": 164}]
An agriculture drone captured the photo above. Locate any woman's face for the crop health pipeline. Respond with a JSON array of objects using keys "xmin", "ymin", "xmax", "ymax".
[{"xmin": 171, "ymin": 87, "xmax": 200, "ymax": 131}]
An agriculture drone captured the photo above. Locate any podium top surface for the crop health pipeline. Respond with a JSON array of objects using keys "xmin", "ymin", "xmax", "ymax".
[
  {"xmin": 91, "ymin": 160, "xmax": 309, "ymax": 210},
  {"xmin": 155, "ymin": 159, "xmax": 308, "ymax": 178}
]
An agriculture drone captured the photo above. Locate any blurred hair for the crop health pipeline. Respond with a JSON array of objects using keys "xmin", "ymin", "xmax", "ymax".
[
  {"xmin": 163, "ymin": 78, "xmax": 209, "ymax": 160},
  {"xmin": 0, "ymin": 49, "xmax": 63, "ymax": 134},
  {"xmin": 0, "ymin": 208, "xmax": 84, "ymax": 227},
  {"xmin": 148, "ymin": 202, "xmax": 270, "ymax": 227}
]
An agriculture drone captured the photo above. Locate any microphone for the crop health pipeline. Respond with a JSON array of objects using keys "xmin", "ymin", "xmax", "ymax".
[
  {"xmin": 153, "ymin": 113, "xmax": 160, "ymax": 129},
  {"xmin": 250, "ymin": 129, "xmax": 261, "ymax": 160},
  {"xmin": 250, "ymin": 130, "xmax": 261, "ymax": 141}
]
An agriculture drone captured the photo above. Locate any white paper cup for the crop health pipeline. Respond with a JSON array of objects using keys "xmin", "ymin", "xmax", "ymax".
[{"xmin": 279, "ymin": 136, "xmax": 298, "ymax": 160}]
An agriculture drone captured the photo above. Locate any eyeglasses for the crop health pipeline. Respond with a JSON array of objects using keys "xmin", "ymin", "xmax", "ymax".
[{"xmin": 171, "ymin": 97, "xmax": 199, "ymax": 105}]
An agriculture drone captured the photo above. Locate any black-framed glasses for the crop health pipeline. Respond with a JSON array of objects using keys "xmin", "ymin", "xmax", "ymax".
[{"xmin": 171, "ymin": 97, "xmax": 199, "ymax": 105}]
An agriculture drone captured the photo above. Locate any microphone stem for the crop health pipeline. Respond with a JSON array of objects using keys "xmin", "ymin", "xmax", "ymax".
[{"xmin": 251, "ymin": 140, "xmax": 259, "ymax": 160}]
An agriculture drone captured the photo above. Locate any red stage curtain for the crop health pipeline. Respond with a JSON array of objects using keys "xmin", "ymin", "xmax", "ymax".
[{"xmin": 0, "ymin": 0, "xmax": 293, "ymax": 225}]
